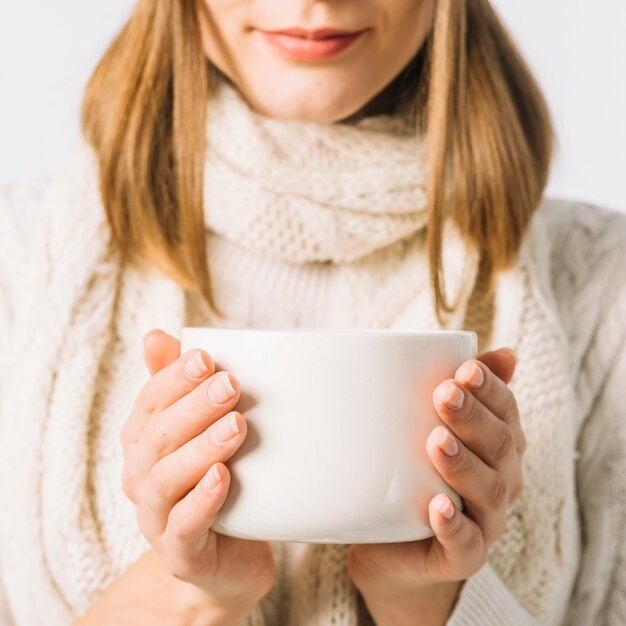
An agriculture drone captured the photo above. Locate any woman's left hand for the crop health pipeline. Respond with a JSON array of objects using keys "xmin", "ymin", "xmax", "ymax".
[{"xmin": 347, "ymin": 348, "xmax": 526, "ymax": 626}]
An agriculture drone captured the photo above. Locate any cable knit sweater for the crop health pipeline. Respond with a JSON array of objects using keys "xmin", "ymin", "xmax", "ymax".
[
  {"xmin": 1, "ymin": 65, "xmax": 626, "ymax": 626},
  {"xmin": 0, "ymin": 175, "xmax": 625, "ymax": 626}
]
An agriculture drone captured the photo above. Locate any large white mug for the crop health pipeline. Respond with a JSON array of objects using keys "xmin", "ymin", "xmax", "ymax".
[{"xmin": 180, "ymin": 327, "xmax": 476, "ymax": 543}]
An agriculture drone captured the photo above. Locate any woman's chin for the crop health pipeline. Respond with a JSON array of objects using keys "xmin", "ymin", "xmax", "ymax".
[{"xmin": 232, "ymin": 78, "xmax": 376, "ymax": 124}]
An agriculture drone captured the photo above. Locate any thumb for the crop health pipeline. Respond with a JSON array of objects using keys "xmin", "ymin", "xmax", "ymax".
[
  {"xmin": 143, "ymin": 329, "xmax": 181, "ymax": 376},
  {"xmin": 477, "ymin": 348, "xmax": 518, "ymax": 384}
]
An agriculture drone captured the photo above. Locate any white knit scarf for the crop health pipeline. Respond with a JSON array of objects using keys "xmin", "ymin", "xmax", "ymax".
[{"xmin": 0, "ymin": 76, "xmax": 580, "ymax": 626}]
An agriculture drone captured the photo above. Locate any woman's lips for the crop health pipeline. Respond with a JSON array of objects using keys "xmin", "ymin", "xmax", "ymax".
[{"xmin": 258, "ymin": 29, "xmax": 367, "ymax": 61}]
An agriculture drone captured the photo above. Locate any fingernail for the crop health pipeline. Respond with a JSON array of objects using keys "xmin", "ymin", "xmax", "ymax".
[
  {"xmin": 436, "ymin": 427, "xmax": 459, "ymax": 457},
  {"xmin": 210, "ymin": 412, "xmax": 240, "ymax": 444},
  {"xmin": 437, "ymin": 495, "xmax": 455, "ymax": 520},
  {"xmin": 207, "ymin": 372, "xmax": 237, "ymax": 404},
  {"xmin": 184, "ymin": 351, "xmax": 209, "ymax": 379},
  {"xmin": 200, "ymin": 464, "xmax": 222, "ymax": 493},
  {"xmin": 458, "ymin": 362, "xmax": 484, "ymax": 389},
  {"xmin": 442, "ymin": 382, "xmax": 465, "ymax": 410}
]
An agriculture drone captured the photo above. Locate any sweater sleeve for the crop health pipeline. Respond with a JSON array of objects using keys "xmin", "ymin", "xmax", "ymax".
[
  {"xmin": 448, "ymin": 202, "xmax": 626, "ymax": 626},
  {"xmin": 560, "ymin": 231, "xmax": 626, "ymax": 625},
  {"xmin": 446, "ymin": 563, "xmax": 540, "ymax": 626},
  {"xmin": 446, "ymin": 289, "xmax": 626, "ymax": 626}
]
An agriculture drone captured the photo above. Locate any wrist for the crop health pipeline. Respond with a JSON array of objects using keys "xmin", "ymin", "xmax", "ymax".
[
  {"xmin": 190, "ymin": 603, "xmax": 257, "ymax": 626},
  {"xmin": 175, "ymin": 584, "xmax": 263, "ymax": 626},
  {"xmin": 361, "ymin": 580, "xmax": 464, "ymax": 626}
]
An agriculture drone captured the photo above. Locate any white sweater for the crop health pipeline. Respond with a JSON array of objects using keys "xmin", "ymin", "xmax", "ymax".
[{"xmin": 0, "ymin": 180, "xmax": 625, "ymax": 625}]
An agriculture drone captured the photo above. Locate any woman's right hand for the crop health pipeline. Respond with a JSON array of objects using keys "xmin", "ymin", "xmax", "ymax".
[{"xmin": 119, "ymin": 329, "xmax": 276, "ymax": 613}]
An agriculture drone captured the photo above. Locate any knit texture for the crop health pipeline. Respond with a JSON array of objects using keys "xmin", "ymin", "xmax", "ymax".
[
  {"xmin": 0, "ymin": 77, "xmax": 625, "ymax": 625},
  {"xmin": 203, "ymin": 78, "xmax": 427, "ymax": 266}
]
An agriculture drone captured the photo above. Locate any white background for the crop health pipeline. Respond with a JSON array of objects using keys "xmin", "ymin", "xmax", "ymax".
[{"xmin": 1, "ymin": 1, "xmax": 624, "ymax": 212}]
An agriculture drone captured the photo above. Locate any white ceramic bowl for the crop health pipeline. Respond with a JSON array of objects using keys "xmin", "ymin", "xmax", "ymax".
[{"xmin": 180, "ymin": 327, "xmax": 476, "ymax": 543}]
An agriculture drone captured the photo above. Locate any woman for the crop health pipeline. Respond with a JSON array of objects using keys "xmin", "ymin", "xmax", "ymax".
[{"xmin": 0, "ymin": 0, "xmax": 624, "ymax": 624}]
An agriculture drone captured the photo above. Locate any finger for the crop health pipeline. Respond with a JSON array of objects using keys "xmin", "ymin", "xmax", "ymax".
[
  {"xmin": 144, "ymin": 329, "xmax": 182, "ymax": 376},
  {"xmin": 136, "ymin": 411, "xmax": 246, "ymax": 535},
  {"xmin": 476, "ymin": 348, "xmax": 518, "ymax": 384},
  {"xmin": 121, "ymin": 348, "xmax": 217, "ymax": 447},
  {"xmin": 127, "ymin": 370, "xmax": 242, "ymax": 492},
  {"xmin": 165, "ymin": 462, "xmax": 231, "ymax": 573},
  {"xmin": 137, "ymin": 369, "xmax": 241, "ymax": 461},
  {"xmin": 427, "ymin": 494, "xmax": 485, "ymax": 579},
  {"xmin": 432, "ymin": 380, "xmax": 520, "ymax": 472},
  {"xmin": 426, "ymin": 426, "xmax": 509, "ymax": 545},
  {"xmin": 453, "ymin": 359, "xmax": 526, "ymax": 455}
]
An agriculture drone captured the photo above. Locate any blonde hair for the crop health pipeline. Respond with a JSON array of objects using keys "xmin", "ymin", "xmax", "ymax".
[{"xmin": 81, "ymin": 0, "xmax": 553, "ymax": 321}]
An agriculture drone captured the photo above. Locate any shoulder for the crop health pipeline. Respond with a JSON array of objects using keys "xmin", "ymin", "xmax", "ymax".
[
  {"xmin": 536, "ymin": 197, "xmax": 626, "ymax": 415},
  {"xmin": 536, "ymin": 197, "xmax": 626, "ymax": 318},
  {"xmin": 542, "ymin": 200, "xmax": 626, "ymax": 626},
  {"xmin": 0, "ymin": 181, "xmax": 49, "ymax": 384},
  {"xmin": 39, "ymin": 139, "xmax": 103, "ymax": 233},
  {"xmin": 0, "ymin": 180, "xmax": 50, "ymax": 248},
  {"xmin": 14, "ymin": 140, "xmax": 106, "ymax": 270},
  {"xmin": 0, "ymin": 139, "xmax": 105, "ymax": 336},
  {"xmin": 0, "ymin": 139, "xmax": 101, "ymax": 254},
  {"xmin": 538, "ymin": 196, "xmax": 626, "ymax": 284},
  {"xmin": 0, "ymin": 138, "xmax": 99, "ymax": 280},
  {"xmin": 0, "ymin": 180, "xmax": 50, "ymax": 330}
]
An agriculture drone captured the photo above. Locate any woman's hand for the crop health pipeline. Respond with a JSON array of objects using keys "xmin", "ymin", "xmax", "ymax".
[
  {"xmin": 97, "ymin": 329, "xmax": 275, "ymax": 623},
  {"xmin": 347, "ymin": 348, "xmax": 525, "ymax": 626},
  {"xmin": 75, "ymin": 548, "xmax": 252, "ymax": 626}
]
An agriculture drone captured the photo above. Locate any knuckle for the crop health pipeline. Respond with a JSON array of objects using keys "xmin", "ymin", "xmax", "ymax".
[
  {"xmin": 168, "ymin": 510, "xmax": 194, "ymax": 543},
  {"xmin": 510, "ymin": 473, "xmax": 525, "ymax": 502},
  {"xmin": 135, "ymin": 504, "xmax": 154, "ymax": 540},
  {"xmin": 488, "ymin": 475, "xmax": 508, "ymax": 509},
  {"xmin": 143, "ymin": 420, "xmax": 171, "ymax": 457},
  {"xmin": 137, "ymin": 382, "xmax": 159, "ymax": 415},
  {"xmin": 463, "ymin": 528, "xmax": 483, "ymax": 556},
  {"xmin": 504, "ymin": 391, "xmax": 519, "ymax": 423},
  {"xmin": 519, "ymin": 431, "xmax": 528, "ymax": 455},
  {"xmin": 120, "ymin": 466, "xmax": 137, "ymax": 503},
  {"xmin": 148, "ymin": 463, "xmax": 175, "ymax": 501},
  {"xmin": 492, "ymin": 428, "xmax": 514, "ymax": 464}
]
